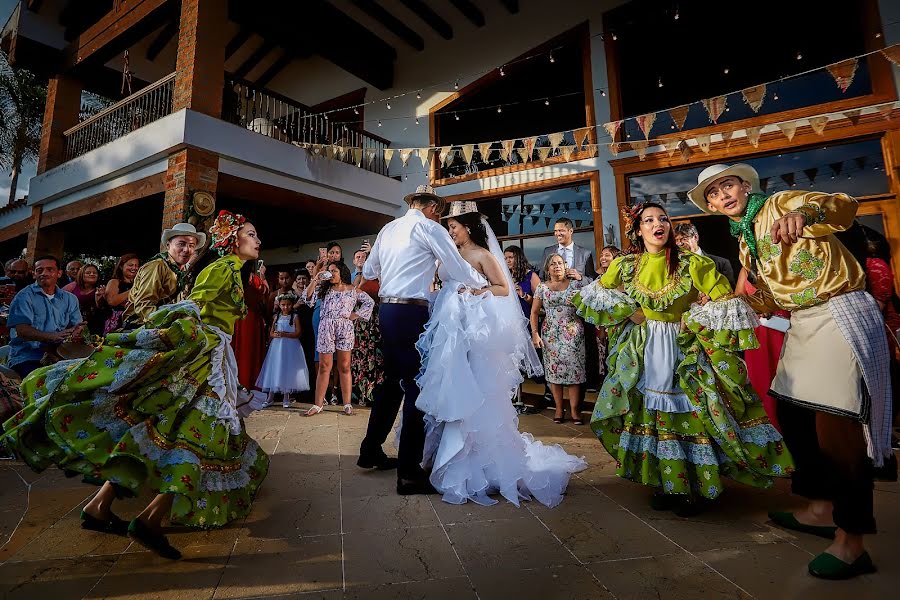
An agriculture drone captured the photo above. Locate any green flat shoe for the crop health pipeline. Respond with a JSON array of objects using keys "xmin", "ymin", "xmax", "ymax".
[
  {"xmin": 808, "ymin": 551, "xmax": 876, "ymax": 580},
  {"xmin": 127, "ymin": 518, "xmax": 182, "ymax": 560},
  {"xmin": 768, "ymin": 511, "xmax": 837, "ymax": 540}
]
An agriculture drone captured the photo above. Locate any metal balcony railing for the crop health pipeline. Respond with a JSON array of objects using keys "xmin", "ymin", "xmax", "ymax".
[{"xmin": 223, "ymin": 78, "xmax": 390, "ymax": 176}]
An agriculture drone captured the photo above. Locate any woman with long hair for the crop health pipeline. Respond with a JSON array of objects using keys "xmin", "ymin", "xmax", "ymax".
[
  {"xmin": 103, "ymin": 254, "xmax": 140, "ymax": 334},
  {"xmin": 504, "ymin": 245, "xmax": 541, "ymax": 321},
  {"xmin": 572, "ymin": 202, "xmax": 791, "ymax": 516},
  {"xmin": 2, "ymin": 211, "xmax": 270, "ymax": 560},
  {"xmin": 62, "ymin": 263, "xmax": 106, "ymax": 335},
  {"xmin": 415, "ymin": 202, "xmax": 586, "ymax": 508}
]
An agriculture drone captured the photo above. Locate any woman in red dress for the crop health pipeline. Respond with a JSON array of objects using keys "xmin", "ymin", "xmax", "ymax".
[{"xmin": 232, "ymin": 263, "xmax": 269, "ymax": 390}]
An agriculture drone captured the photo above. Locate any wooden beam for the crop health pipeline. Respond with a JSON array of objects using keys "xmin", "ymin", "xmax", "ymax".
[
  {"xmin": 39, "ymin": 173, "xmax": 165, "ymax": 228},
  {"xmin": 450, "ymin": 0, "xmax": 485, "ymax": 27},
  {"xmin": 146, "ymin": 19, "xmax": 178, "ymax": 61},
  {"xmin": 499, "ymin": 0, "xmax": 519, "ymax": 14},
  {"xmin": 225, "ymin": 27, "xmax": 253, "ymax": 60},
  {"xmin": 232, "ymin": 39, "xmax": 276, "ymax": 81},
  {"xmin": 398, "ymin": 0, "xmax": 452, "ymax": 40},
  {"xmin": 62, "ymin": 0, "xmax": 178, "ymax": 70},
  {"xmin": 350, "ymin": 0, "xmax": 425, "ymax": 51},
  {"xmin": 254, "ymin": 51, "xmax": 293, "ymax": 88}
]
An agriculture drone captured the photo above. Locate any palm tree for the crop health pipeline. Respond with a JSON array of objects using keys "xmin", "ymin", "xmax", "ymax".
[{"xmin": 0, "ymin": 52, "xmax": 45, "ymax": 206}]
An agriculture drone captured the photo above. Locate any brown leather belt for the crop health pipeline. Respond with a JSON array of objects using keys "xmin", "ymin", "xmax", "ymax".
[{"xmin": 381, "ymin": 296, "xmax": 429, "ymax": 307}]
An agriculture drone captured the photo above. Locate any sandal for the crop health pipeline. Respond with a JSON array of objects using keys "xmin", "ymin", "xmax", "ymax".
[
  {"xmin": 81, "ymin": 510, "xmax": 129, "ymax": 536},
  {"xmin": 343, "ymin": 404, "xmax": 353, "ymax": 416},
  {"xmin": 305, "ymin": 404, "xmax": 324, "ymax": 417},
  {"xmin": 553, "ymin": 415, "xmax": 565, "ymax": 424}
]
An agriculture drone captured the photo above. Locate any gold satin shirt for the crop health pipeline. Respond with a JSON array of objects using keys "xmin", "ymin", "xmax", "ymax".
[
  {"xmin": 739, "ymin": 190, "xmax": 865, "ymax": 313},
  {"xmin": 122, "ymin": 258, "xmax": 181, "ymax": 324}
]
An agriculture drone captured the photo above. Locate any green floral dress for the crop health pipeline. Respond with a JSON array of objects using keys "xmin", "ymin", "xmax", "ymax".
[
  {"xmin": 1, "ymin": 255, "xmax": 270, "ymax": 528},
  {"xmin": 572, "ymin": 250, "xmax": 793, "ymax": 500}
]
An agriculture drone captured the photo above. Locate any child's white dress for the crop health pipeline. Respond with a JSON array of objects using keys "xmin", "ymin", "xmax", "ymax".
[{"xmin": 255, "ymin": 314, "xmax": 310, "ymax": 394}]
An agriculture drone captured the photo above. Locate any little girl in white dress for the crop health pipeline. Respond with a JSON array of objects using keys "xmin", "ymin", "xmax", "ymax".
[{"xmin": 256, "ymin": 293, "xmax": 310, "ymax": 407}]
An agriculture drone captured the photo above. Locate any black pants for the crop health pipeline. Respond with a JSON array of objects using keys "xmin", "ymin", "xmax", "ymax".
[
  {"xmin": 359, "ymin": 303, "xmax": 430, "ymax": 480},
  {"xmin": 777, "ymin": 400, "xmax": 876, "ymax": 535}
]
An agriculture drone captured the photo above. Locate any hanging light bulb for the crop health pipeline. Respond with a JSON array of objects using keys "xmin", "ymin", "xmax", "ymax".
[
  {"xmin": 404, "ymin": 174, "xmax": 408, "ymax": 181},
  {"xmin": 455, "ymin": 113, "xmax": 460, "ymax": 121},
  {"xmin": 875, "ymin": 32, "xmax": 882, "ymax": 39},
  {"xmin": 497, "ymin": 106, "xmax": 502, "ymax": 113},
  {"xmin": 353, "ymin": 107, "xmax": 358, "ymax": 115},
  {"xmin": 773, "ymin": 91, "xmax": 779, "ymax": 100},
  {"xmin": 377, "ymin": 120, "xmax": 382, "ymax": 127},
  {"xmin": 416, "ymin": 90, "xmax": 421, "ymax": 99},
  {"xmin": 612, "ymin": 33, "xmax": 617, "ymax": 41},
  {"xmin": 500, "ymin": 66, "xmax": 505, "ymax": 76},
  {"xmin": 674, "ymin": 9, "xmax": 679, "ymax": 20},
  {"xmin": 544, "ymin": 98, "xmax": 550, "ymax": 106},
  {"xmin": 454, "ymin": 80, "xmax": 459, "ymax": 90},
  {"xmin": 415, "ymin": 117, "xmax": 420, "ymax": 125},
  {"xmin": 386, "ymin": 101, "xmax": 391, "ymax": 110},
  {"xmin": 671, "ymin": 124, "xmax": 676, "ymax": 130},
  {"xmin": 324, "ymin": 113, "xmax": 329, "ymax": 120},
  {"xmin": 723, "ymin": 67, "xmax": 729, "ymax": 74},
  {"xmin": 600, "ymin": 89, "xmax": 606, "ymax": 97},
  {"xmin": 796, "ymin": 51, "xmax": 802, "ymax": 60},
  {"xmin": 549, "ymin": 51, "xmax": 555, "ymax": 63},
  {"xmin": 658, "ymin": 77, "xmax": 664, "ymax": 88}
]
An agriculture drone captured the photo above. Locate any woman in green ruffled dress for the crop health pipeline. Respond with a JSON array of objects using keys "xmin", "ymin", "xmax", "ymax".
[
  {"xmin": 1, "ymin": 211, "xmax": 269, "ymax": 559},
  {"xmin": 573, "ymin": 203, "xmax": 792, "ymax": 516}
]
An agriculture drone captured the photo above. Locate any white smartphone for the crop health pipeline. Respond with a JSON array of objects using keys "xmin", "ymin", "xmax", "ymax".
[{"xmin": 759, "ymin": 315, "xmax": 790, "ymax": 333}]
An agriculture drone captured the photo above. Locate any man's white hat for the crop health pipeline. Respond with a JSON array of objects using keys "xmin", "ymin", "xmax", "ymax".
[
  {"xmin": 688, "ymin": 163, "xmax": 761, "ymax": 214},
  {"xmin": 161, "ymin": 222, "xmax": 207, "ymax": 247}
]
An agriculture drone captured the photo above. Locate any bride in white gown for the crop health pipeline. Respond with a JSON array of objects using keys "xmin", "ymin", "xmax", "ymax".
[{"xmin": 415, "ymin": 201, "xmax": 587, "ymax": 508}]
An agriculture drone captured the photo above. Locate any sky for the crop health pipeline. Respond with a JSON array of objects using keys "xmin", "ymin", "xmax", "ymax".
[{"xmin": 1, "ymin": 0, "xmax": 37, "ymax": 204}]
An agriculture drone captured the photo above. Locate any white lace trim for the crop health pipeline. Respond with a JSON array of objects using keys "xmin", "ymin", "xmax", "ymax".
[
  {"xmin": 577, "ymin": 283, "xmax": 636, "ymax": 315},
  {"xmin": 687, "ymin": 297, "xmax": 759, "ymax": 331},
  {"xmin": 205, "ymin": 324, "xmax": 243, "ymax": 435},
  {"xmin": 199, "ymin": 438, "xmax": 260, "ymax": 492}
]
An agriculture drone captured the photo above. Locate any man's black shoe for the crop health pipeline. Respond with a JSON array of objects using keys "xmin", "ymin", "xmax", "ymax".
[
  {"xmin": 396, "ymin": 478, "xmax": 438, "ymax": 495},
  {"xmin": 357, "ymin": 455, "xmax": 398, "ymax": 470}
]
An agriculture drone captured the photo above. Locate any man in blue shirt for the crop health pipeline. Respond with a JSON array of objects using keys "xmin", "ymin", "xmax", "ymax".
[{"xmin": 6, "ymin": 255, "xmax": 83, "ymax": 378}]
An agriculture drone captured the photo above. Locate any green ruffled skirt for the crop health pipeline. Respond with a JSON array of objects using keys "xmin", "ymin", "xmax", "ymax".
[{"xmin": 1, "ymin": 301, "xmax": 269, "ymax": 528}]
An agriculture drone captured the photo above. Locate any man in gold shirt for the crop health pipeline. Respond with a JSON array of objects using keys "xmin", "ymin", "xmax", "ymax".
[
  {"xmin": 122, "ymin": 223, "xmax": 206, "ymax": 327},
  {"xmin": 689, "ymin": 163, "xmax": 892, "ymax": 580}
]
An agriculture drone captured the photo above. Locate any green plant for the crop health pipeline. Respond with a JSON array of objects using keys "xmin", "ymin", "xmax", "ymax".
[{"xmin": 0, "ymin": 52, "xmax": 45, "ymax": 206}]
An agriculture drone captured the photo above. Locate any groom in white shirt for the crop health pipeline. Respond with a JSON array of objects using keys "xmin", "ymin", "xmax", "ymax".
[{"xmin": 358, "ymin": 185, "xmax": 486, "ymax": 495}]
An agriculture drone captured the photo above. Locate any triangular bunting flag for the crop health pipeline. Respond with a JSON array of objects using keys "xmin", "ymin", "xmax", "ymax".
[
  {"xmin": 669, "ymin": 106, "xmax": 689, "ymax": 130},
  {"xmin": 399, "ymin": 148, "xmax": 414, "ymax": 166},
  {"xmin": 664, "ymin": 139, "xmax": 681, "ymax": 157},
  {"xmin": 745, "ymin": 126, "xmax": 763, "ymax": 148},
  {"xmin": 602, "ymin": 121, "xmax": 623, "ymax": 139},
  {"xmin": 875, "ymin": 102, "xmax": 896, "ymax": 120},
  {"xmin": 353, "ymin": 148, "xmax": 363, "ymax": 167},
  {"xmin": 826, "ymin": 58, "xmax": 859, "ymax": 93},
  {"xmin": 537, "ymin": 147, "xmax": 551, "ymax": 161},
  {"xmin": 548, "ymin": 132, "xmax": 565, "ymax": 149},
  {"xmin": 524, "ymin": 136, "xmax": 537, "ymax": 160},
  {"xmin": 629, "ymin": 140, "xmax": 650, "ymax": 161},
  {"xmin": 676, "ymin": 191, "xmax": 688, "ymax": 204},
  {"xmin": 461, "ymin": 144, "xmax": 474, "ymax": 165},
  {"xmin": 741, "ymin": 85, "xmax": 766, "ymax": 113},
  {"xmin": 829, "ymin": 162, "xmax": 843, "ymax": 177},
  {"xmin": 561, "ymin": 145, "xmax": 575, "ymax": 162},
  {"xmin": 803, "ymin": 168, "xmax": 818, "ymax": 185},
  {"xmin": 515, "ymin": 147, "xmax": 530, "ymax": 163},
  {"xmin": 552, "ymin": 203, "xmax": 561, "ymax": 214},
  {"xmin": 608, "ymin": 142, "xmax": 620, "ymax": 156},
  {"xmin": 777, "ymin": 121, "xmax": 798, "ymax": 141},
  {"xmin": 419, "ymin": 148, "xmax": 434, "ymax": 168},
  {"xmin": 677, "ymin": 139, "xmax": 692, "ymax": 163},
  {"xmin": 636, "ymin": 113, "xmax": 657, "ymax": 139},
  {"xmin": 478, "ymin": 142, "xmax": 492, "ymax": 162},
  {"xmin": 502, "ymin": 140, "xmax": 514, "ymax": 162},
  {"xmin": 881, "ymin": 44, "xmax": 900, "ymax": 67},
  {"xmin": 438, "ymin": 146, "xmax": 452, "ymax": 165},
  {"xmin": 364, "ymin": 148, "xmax": 376, "ymax": 167},
  {"xmin": 701, "ymin": 95, "xmax": 728, "ymax": 124},
  {"xmin": 844, "ymin": 109, "xmax": 862, "ymax": 126},
  {"xmin": 659, "ymin": 193, "xmax": 668, "ymax": 204},
  {"xmin": 384, "ymin": 148, "xmax": 396, "ymax": 166},
  {"xmin": 808, "ymin": 116, "xmax": 828, "ymax": 135},
  {"xmin": 781, "ymin": 172, "xmax": 795, "ymax": 188},
  {"xmin": 854, "ymin": 156, "xmax": 868, "ymax": 170},
  {"xmin": 696, "ymin": 134, "xmax": 712, "ymax": 154},
  {"xmin": 574, "ymin": 127, "xmax": 590, "ymax": 150},
  {"xmin": 721, "ymin": 130, "xmax": 734, "ymax": 146}
]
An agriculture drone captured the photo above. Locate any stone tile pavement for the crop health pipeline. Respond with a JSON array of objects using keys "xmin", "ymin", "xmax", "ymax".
[{"xmin": 0, "ymin": 406, "xmax": 896, "ymax": 599}]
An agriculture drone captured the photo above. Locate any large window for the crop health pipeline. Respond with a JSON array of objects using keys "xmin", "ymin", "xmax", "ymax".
[
  {"xmin": 606, "ymin": 0, "xmax": 881, "ymax": 139},
  {"xmin": 464, "ymin": 183, "xmax": 595, "ymax": 268}
]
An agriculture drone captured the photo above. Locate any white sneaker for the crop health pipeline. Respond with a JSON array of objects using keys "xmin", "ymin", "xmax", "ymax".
[{"xmin": 282, "ymin": 399, "xmax": 292, "ymax": 408}]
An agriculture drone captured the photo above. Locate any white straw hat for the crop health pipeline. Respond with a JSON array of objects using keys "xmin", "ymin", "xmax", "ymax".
[
  {"xmin": 688, "ymin": 163, "xmax": 761, "ymax": 214},
  {"xmin": 161, "ymin": 222, "xmax": 207, "ymax": 247}
]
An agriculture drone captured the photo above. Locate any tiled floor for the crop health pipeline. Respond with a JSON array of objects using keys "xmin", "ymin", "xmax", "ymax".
[{"xmin": 0, "ymin": 406, "xmax": 896, "ymax": 599}]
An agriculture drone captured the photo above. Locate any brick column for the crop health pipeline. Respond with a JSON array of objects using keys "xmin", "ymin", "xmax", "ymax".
[
  {"xmin": 162, "ymin": 148, "xmax": 219, "ymax": 239},
  {"xmin": 36, "ymin": 75, "xmax": 82, "ymax": 174},
  {"xmin": 25, "ymin": 206, "xmax": 65, "ymax": 263},
  {"xmin": 173, "ymin": 0, "xmax": 227, "ymax": 117}
]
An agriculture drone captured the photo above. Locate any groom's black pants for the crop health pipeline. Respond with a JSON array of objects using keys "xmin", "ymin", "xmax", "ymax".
[{"xmin": 359, "ymin": 303, "xmax": 430, "ymax": 480}]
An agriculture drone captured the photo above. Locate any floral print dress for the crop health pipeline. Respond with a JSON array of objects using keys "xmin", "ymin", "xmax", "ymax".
[
  {"xmin": 1, "ymin": 255, "xmax": 269, "ymax": 529},
  {"xmin": 535, "ymin": 280, "xmax": 586, "ymax": 385}
]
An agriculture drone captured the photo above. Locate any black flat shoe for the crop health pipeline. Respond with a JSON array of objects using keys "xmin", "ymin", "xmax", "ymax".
[
  {"xmin": 80, "ymin": 510, "xmax": 129, "ymax": 536},
  {"xmin": 127, "ymin": 519, "xmax": 182, "ymax": 560},
  {"xmin": 674, "ymin": 498, "xmax": 710, "ymax": 518},
  {"xmin": 649, "ymin": 492, "xmax": 681, "ymax": 512},
  {"xmin": 357, "ymin": 456, "xmax": 398, "ymax": 470},
  {"xmin": 808, "ymin": 551, "xmax": 876, "ymax": 580},
  {"xmin": 397, "ymin": 478, "xmax": 438, "ymax": 496}
]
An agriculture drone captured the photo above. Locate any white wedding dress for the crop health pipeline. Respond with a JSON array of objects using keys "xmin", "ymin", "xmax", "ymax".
[{"xmin": 415, "ymin": 220, "xmax": 587, "ymax": 508}]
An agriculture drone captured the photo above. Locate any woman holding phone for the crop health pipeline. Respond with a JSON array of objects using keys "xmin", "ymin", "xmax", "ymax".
[{"xmin": 310, "ymin": 242, "xmax": 343, "ymax": 404}]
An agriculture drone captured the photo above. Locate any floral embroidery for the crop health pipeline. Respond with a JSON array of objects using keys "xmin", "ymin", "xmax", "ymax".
[
  {"xmin": 790, "ymin": 287, "xmax": 821, "ymax": 307},
  {"xmin": 756, "ymin": 234, "xmax": 782, "ymax": 263},
  {"xmin": 789, "ymin": 249, "xmax": 825, "ymax": 281}
]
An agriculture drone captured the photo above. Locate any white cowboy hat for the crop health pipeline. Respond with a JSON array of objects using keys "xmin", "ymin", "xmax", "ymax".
[
  {"xmin": 161, "ymin": 222, "xmax": 207, "ymax": 248},
  {"xmin": 442, "ymin": 200, "xmax": 484, "ymax": 220},
  {"xmin": 688, "ymin": 163, "xmax": 761, "ymax": 214}
]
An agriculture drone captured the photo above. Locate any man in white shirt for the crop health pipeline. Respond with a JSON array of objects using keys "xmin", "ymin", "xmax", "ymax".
[
  {"xmin": 358, "ymin": 185, "xmax": 486, "ymax": 495},
  {"xmin": 539, "ymin": 218, "xmax": 597, "ymax": 281}
]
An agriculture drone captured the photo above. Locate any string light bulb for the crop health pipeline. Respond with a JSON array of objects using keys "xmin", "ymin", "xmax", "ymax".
[
  {"xmin": 796, "ymin": 51, "xmax": 802, "ymax": 60},
  {"xmin": 454, "ymin": 80, "xmax": 459, "ymax": 90},
  {"xmin": 723, "ymin": 67, "xmax": 729, "ymax": 74},
  {"xmin": 377, "ymin": 120, "xmax": 382, "ymax": 127},
  {"xmin": 353, "ymin": 107, "xmax": 358, "ymax": 115},
  {"xmin": 386, "ymin": 101, "xmax": 391, "ymax": 110},
  {"xmin": 612, "ymin": 33, "xmax": 617, "ymax": 41},
  {"xmin": 415, "ymin": 117, "xmax": 420, "ymax": 124},
  {"xmin": 324, "ymin": 113, "xmax": 328, "ymax": 120},
  {"xmin": 544, "ymin": 98, "xmax": 550, "ymax": 106},
  {"xmin": 658, "ymin": 77, "xmax": 664, "ymax": 88},
  {"xmin": 455, "ymin": 113, "xmax": 460, "ymax": 121},
  {"xmin": 773, "ymin": 91, "xmax": 779, "ymax": 100},
  {"xmin": 674, "ymin": 9, "xmax": 679, "ymax": 20},
  {"xmin": 497, "ymin": 106, "xmax": 502, "ymax": 113},
  {"xmin": 500, "ymin": 66, "xmax": 505, "ymax": 76},
  {"xmin": 416, "ymin": 90, "xmax": 421, "ymax": 99},
  {"xmin": 549, "ymin": 51, "xmax": 555, "ymax": 63},
  {"xmin": 600, "ymin": 89, "xmax": 606, "ymax": 97}
]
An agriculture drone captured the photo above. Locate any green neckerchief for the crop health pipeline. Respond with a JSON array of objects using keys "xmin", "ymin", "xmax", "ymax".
[
  {"xmin": 728, "ymin": 193, "xmax": 769, "ymax": 262},
  {"xmin": 150, "ymin": 252, "xmax": 187, "ymax": 293}
]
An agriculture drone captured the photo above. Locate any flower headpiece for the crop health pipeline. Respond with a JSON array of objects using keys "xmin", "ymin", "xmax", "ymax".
[
  {"xmin": 275, "ymin": 292, "xmax": 297, "ymax": 303},
  {"xmin": 209, "ymin": 210, "xmax": 247, "ymax": 256},
  {"xmin": 621, "ymin": 203, "xmax": 646, "ymax": 245}
]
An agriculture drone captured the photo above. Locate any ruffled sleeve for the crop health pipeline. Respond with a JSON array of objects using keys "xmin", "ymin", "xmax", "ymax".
[
  {"xmin": 354, "ymin": 290, "xmax": 375, "ymax": 322},
  {"xmin": 572, "ymin": 258, "xmax": 636, "ymax": 327},
  {"xmin": 688, "ymin": 253, "xmax": 733, "ymax": 301},
  {"xmin": 683, "ymin": 296, "xmax": 759, "ymax": 352}
]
